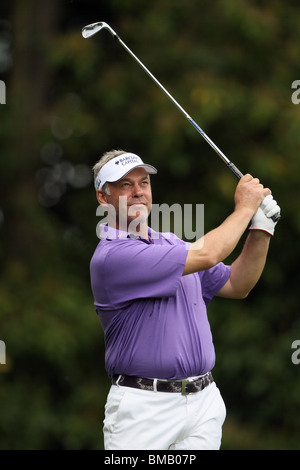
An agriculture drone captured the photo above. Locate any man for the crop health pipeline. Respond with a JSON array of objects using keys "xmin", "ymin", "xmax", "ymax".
[{"xmin": 90, "ymin": 149, "xmax": 280, "ymax": 450}]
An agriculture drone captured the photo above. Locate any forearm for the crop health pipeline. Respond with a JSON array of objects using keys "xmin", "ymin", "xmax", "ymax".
[
  {"xmin": 227, "ymin": 230, "xmax": 271, "ymax": 298},
  {"xmin": 183, "ymin": 174, "xmax": 273, "ymax": 276},
  {"xmin": 183, "ymin": 207, "xmax": 254, "ymax": 275}
]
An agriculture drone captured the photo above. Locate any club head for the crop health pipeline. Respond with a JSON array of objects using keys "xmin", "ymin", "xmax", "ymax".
[{"xmin": 82, "ymin": 22, "xmax": 117, "ymax": 39}]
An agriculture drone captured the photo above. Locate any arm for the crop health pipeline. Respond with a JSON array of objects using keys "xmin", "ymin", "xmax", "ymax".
[
  {"xmin": 217, "ymin": 194, "xmax": 280, "ymax": 299},
  {"xmin": 183, "ymin": 174, "xmax": 271, "ymax": 276},
  {"xmin": 217, "ymin": 230, "xmax": 271, "ymax": 299},
  {"xmin": 183, "ymin": 206, "xmax": 254, "ymax": 275}
]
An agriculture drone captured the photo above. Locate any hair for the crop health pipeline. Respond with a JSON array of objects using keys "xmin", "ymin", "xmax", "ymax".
[{"xmin": 92, "ymin": 149, "xmax": 127, "ymax": 195}]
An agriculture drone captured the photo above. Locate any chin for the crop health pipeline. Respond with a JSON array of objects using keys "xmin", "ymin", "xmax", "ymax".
[{"xmin": 128, "ymin": 205, "xmax": 149, "ymax": 217}]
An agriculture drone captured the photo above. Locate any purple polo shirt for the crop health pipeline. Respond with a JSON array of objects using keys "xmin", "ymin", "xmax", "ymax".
[{"xmin": 90, "ymin": 224, "xmax": 231, "ymax": 380}]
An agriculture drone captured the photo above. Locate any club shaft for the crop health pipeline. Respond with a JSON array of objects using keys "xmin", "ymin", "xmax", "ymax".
[
  {"xmin": 115, "ymin": 34, "xmax": 243, "ymax": 177},
  {"xmin": 115, "ymin": 34, "xmax": 281, "ymax": 221}
]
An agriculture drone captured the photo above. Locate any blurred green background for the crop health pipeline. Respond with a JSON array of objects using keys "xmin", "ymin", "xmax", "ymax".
[{"xmin": 0, "ymin": 0, "xmax": 300, "ymax": 450}]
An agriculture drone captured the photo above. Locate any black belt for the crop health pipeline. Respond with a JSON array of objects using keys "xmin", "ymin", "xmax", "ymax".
[{"xmin": 112, "ymin": 372, "xmax": 213, "ymax": 396}]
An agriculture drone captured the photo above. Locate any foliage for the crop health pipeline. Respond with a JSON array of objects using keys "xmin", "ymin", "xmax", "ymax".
[{"xmin": 0, "ymin": 0, "xmax": 300, "ymax": 449}]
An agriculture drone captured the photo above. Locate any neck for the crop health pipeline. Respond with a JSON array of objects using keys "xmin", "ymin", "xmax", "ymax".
[
  {"xmin": 108, "ymin": 216, "xmax": 149, "ymax": 240},
  {"xmin": 129, "ymin": 221, "xmax": 149, "ymax": 240}
]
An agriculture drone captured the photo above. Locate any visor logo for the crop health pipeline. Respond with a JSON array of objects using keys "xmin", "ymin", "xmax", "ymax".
[{"xmin": 119, "ymin": 155, "xmax": 140, "ymax": 166}]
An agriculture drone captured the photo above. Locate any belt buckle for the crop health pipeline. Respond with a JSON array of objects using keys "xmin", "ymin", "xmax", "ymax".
[{"xmin": 181, "ymin": 379, "xmax": 189, "ymax": 396}]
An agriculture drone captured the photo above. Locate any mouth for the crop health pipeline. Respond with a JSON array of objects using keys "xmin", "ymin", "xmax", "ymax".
[
  {"xmin": 128, "ymin": 202, "xmax": 147, "ymax": 207},
  {"xmin": 127, "ymin": 202, "xmax": 149, "ymax": 217}
]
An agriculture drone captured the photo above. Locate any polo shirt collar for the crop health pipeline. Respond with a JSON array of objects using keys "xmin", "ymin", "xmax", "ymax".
[{"xmin": 98, "ymin": 223, "xmax": 156, "ymax": 243}]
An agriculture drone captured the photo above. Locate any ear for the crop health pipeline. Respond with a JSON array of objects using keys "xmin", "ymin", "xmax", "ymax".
[{"xmin": 96, "ymin": 189, "xmax": 108, "ymax": 205}]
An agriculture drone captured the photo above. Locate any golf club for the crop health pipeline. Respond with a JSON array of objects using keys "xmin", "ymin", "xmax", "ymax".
[{"xmin": 82, "ymin": 21, "xmax": 280, "ymax": 222}]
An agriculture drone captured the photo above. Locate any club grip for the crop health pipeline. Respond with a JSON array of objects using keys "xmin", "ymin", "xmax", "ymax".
[
  {"xmin": 226, "ymin": 162, "xmax": 280, "ymax": 223},
  {"xmin": 226, "ymin": 162, "xmax": 244, "ymax": 179}
]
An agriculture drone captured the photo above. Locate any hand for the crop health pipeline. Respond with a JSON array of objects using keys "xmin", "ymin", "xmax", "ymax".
[
  {"xmin": 234, "ymin": 174, "xmax": 271, "ymax": 216},
  {"xmin": 249, "ymin": 195, "xmax": 281, "ymax": 236},
  {"xmin": 261, "ymin": 194, "xmax": 281, "ymax": 219}
]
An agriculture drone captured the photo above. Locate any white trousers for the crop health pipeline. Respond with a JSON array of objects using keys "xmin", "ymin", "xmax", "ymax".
[{"xmin": 103, "ymin": 381, "xmax": 226, "ymax": 450}]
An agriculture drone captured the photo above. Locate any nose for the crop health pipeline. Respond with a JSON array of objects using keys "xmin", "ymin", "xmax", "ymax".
[{"xmin": 132, "ymin": 182, "xmax": 143, "ymax": 197}]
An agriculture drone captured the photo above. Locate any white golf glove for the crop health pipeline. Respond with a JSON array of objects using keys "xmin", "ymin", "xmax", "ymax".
[{"xmin": 249, "ymin": 195, "xmax": 281, "ymax": 236}]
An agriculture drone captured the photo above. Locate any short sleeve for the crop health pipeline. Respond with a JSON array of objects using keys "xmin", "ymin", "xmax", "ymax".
[
  {"xmin": 199, "ymin": 262, "xmax": 231, "ymax": 307},
  {"xmin": 90, "ymin": 238, "xmax": 188, "ymax": 309}
]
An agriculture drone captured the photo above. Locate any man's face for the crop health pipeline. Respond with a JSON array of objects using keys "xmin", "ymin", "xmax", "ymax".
[{"xmin": 97, "ymin": 167, "xmax": 152, "ymax": 230}]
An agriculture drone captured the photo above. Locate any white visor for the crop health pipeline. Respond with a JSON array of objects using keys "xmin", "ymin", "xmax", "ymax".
[{"xmin": 95, "ymin": 153, "xmax": 157, "ymax": 190}]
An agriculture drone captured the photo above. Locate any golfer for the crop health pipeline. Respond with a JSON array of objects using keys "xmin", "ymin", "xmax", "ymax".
[{"xmin": 90, "ymin": 149, "xmax": 280, "ymax": 450}]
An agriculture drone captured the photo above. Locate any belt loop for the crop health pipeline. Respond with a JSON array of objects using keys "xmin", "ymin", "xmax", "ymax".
[
  {"xmin": 153, "ymin": 378, "xmax": 158, "ymax": 393},
  {"xmin": 116, "ymin": 375, "xmax": 122, "ymax": 387},
  {"xmin": 181, "ymin": 379, "xmax": 188, "ymax": 396}
]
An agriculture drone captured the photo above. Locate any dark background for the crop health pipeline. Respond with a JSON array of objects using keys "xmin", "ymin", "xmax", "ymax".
[{"xmin": 0, "ymin": 0, "xmax": 300, "ymax": 449}]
